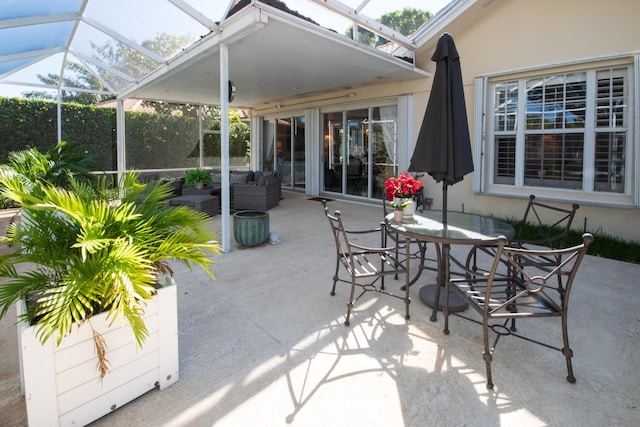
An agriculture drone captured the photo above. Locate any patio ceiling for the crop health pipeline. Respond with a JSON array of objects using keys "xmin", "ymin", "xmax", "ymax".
[{"xmin": 123, "ymin": 3, "xmax": 430, "ymax": 108}]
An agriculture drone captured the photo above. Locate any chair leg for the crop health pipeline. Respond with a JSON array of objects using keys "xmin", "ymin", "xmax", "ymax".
[
  {"xmin": 468, "ymin": 246, "xmax": 479, "ymax": 272},
  {"xmin": 404, "ymin": 252, "xmax": 411, "ymax": 320},
  {"xmin": 393, "ymin": 236, "xmax": 400, "ymax": 280},
  {"xmin": 331, "ymin": 257, "xmax": 340, "ymax": 296},
  {"xmin": 345, "ymin": 278, "xmax": 357, "ymax": 326},
  {"xmin": 345, "ymin": 301, "xmax": 353, "ymax": 326},
  {"xmin": 561, "ymin": 314, "xmax": 576, "ymax": 383},
  {"xmin": 483, "ymin": 326, "xmax": 495, "ymax": 389},
  {"xmin": 443, "ymin": 262, "xmax": 451, "ymax": 334}
]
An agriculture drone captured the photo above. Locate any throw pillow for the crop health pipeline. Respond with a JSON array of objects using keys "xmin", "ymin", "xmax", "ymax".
[
  {"xmin": 230, "ymin": 173, "xmax": 248, "ymax": 184},
  {"xmin": 211, "ymin": 173, "xmax": 222, "ymax": 183}
]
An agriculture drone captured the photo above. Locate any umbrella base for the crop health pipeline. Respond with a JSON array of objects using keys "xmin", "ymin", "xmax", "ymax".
[{"xmin": 419, "ymin": 284, "xmax": 468, "ymax": 313}]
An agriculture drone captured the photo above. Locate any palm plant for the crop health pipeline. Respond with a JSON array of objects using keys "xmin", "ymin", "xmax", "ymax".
[
  {"xmin": 2, "ymin": 141, "xmax": 97, "ymax": 190},
  {"xmin": 0, "ymin": 170, "xmax": 220, "ymax": 376}
]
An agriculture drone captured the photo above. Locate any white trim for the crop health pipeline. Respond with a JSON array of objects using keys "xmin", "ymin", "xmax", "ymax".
[
  {"xmin": 0, "ymin": 14, "xmax": 79, "ymax": 29},
  {"xmin": 220, "ymin": 43, "xmax": 231, "ymax": 253},
  {"xmin": 480, "ymin": 61, "xmax": 637, "ymax": 207},
  {"xmin": 478, "ymin": 51, "xmax": 640, "ymax": 79},
  {"xmin": 250, "ymin": 115, "xmax": 263, "ymax": 172},
  {"xmin": 169, "ymin": 0, "xmax": 219, "ymax": 30},
  {"xmin": 116, "ymin": 99, "xmax": 126, "ymax": 179},
  {"xmin": 473, "ymin": 77, "xmax": 486, "ymax": 193},
  {"xmin": 411, "ymin": 0, "xmax": 472, "ymax": 49},
  {"xmin": 635, "ymin": 54, "xmax": 640, "ymax": 207},
  {"xmin": 318, "ymin": 96, "xmax": 399, "ymax": 115},
  {"xmin": 306, "ymin": 108, "xmax": 321, "ymax": 196},
  {"xmin": 82, "ymin": 16, "xmax": 166, "ymax": 64},
  {"xmin": 397, "ymin": 94, "xmax": 413, "ymax": 171},
  {"xmin": 70, "ymin": 49, "xmax": 136, "ymax": 82},
  {"xmin": 198, "ymin": 106, "xmax": 204, "ymax": 168}
]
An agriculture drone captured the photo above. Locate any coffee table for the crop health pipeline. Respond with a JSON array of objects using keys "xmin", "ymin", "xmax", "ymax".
[{"xmin": 168, "ymin": 194, "xmax": 219, "ymax": 216}]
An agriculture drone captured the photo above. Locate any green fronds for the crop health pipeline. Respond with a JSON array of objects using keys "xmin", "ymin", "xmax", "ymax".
[{"xmin": 0, "ymin": 167, "xmax": 221, "ymax": 374}]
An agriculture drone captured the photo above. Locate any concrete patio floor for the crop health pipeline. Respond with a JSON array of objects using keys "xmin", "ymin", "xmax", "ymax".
[{"xmin": 1, "ymin": 191, "xmax": 639, "ymax": 426}]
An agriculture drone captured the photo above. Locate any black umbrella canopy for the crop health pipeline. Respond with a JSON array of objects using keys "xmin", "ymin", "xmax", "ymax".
[
  {"xmin": 409, "ymin": 33, "xmax": 473, "ymax": 186},
  {"xmin": 410, "ymin": 33, "xmax": 475, "ymax": 313}
]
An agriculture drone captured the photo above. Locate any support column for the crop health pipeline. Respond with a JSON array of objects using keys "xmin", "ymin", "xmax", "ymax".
[
  {"xmin": 220, "ymin": 43, "xmax": 231, "ymax": 252},
  {"xmin": 116, "ymin": 99, "xmax": 126, "ymax": 181}
]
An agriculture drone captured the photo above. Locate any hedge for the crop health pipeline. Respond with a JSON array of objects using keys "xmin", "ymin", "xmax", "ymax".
[{"xmin": 0, "ymin": 97, "xmax": 249, "ymax": 172}]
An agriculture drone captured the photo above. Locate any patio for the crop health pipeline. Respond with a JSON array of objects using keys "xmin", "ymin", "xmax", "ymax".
[{"xmin": 1, "ymin": 191, "xmax": 638, "ymax": 426}]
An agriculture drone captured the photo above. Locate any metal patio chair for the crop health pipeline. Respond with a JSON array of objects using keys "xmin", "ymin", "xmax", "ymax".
[
  {"xmin": 511, "ymin": 194, "xmax": 580, "ymax": 250},
  {"xmin": 322, "ymin": 200, "xmax": 411, "ymax": 326},
  {"xmin": 445, "ymin": 233, "xmax": 593, "ymax": 389},
  {"xmin": 466, "ymin": 195, "xmax": 580, "ymax": 282}
]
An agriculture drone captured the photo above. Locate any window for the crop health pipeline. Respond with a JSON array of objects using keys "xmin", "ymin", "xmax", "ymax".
[{"xmin": 485, "ymin": 64, "xmax": 632, "ymax": 201}]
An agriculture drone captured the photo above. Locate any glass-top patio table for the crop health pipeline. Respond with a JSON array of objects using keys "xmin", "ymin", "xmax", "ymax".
[{"xmin": 386, "ymin": 211, "xmax": 514, "ymax": 321}]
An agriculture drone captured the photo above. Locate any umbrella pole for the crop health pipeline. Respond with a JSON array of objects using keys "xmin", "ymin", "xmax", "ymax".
[
  {"xmin": 419, "ymin": 180, "xmax": 469, "ymax": 319},
  {"xmin": 442, "ymin": 182, "xmax": 448, "ymax": 225}
]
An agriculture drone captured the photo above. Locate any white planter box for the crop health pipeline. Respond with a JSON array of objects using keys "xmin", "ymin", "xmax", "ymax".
[{"xmin": 17, "ymin": 283, "xmax": 179, "ymax": 427}]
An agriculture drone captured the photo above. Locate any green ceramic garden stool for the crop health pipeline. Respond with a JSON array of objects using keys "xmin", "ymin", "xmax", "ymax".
[{"xmin": 233, "ymin": 210, "xmax": 269, "ymax": 247}]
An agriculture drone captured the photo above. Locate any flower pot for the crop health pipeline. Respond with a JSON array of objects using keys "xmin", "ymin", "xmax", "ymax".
[
  {"xmin": 17, "ymin": 281, "xmax": 179, "ymax": 427},
  {"xmin": 233, "ymin": 210, "xmax": 269, "ymax": 247},
  {"xmin": 394, "ymin": 197, "xmax": 417, "ymax": 218},
  {"xmin": 403, "ymin": 199, "xmax": 417, "ymax": 218},
  {"xmin": 393, "ymin": 210, "xmax": 404, "ymax": 222}
]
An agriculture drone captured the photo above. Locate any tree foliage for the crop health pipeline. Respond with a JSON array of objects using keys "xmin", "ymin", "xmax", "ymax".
[
  {"xmin": 346, "ymin": 7, "xmax": 432, "ymax": 47},
  {"xmin": 23, "ymin": 33, "xmax": 192, "ymax": 105},
  {"xmin": 93, "ymin": 33, "xmax": 191, "ymax": 81},
  {"xmin": 22, "ymin": 62, "xmax": 111, "ymax": 105}
]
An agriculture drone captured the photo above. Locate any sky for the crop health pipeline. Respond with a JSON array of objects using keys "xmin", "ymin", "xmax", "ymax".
[
  {"xmin": 285, "ymin": 0, "xmax": 452, "ymax": 33},
  {"xmin": 344, "ymin": 0, "xmax": 452, "ymax": 17},
  {"xmin": 0, "ymin": 0, "xmax": 453, "ymax": 98}
]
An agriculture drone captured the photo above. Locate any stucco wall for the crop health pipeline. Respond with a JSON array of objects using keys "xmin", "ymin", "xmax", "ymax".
[{"xmin": 414, "ymin": 0, "xmax": 640, "ymax": 241}]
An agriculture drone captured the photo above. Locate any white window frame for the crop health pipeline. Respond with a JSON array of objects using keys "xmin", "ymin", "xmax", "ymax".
[{"xmin": 474, "ymin": 55, "xmax": 639, "ymax": 208}]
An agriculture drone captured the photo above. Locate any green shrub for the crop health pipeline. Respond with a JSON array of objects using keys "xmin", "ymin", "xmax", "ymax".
[
  {"xmin": 184, "ymin": 168, "xmax": 212, "ymax": 187},
  {"xmin": 504, "ymin": 219, "xmax": 640, "ymax": 264}
]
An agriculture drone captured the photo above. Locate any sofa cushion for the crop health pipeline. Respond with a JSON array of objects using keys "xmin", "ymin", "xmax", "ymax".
[
  {"xmin": 211, "ymin": 172, "xmax": 222, "ymax": 184},
  {"xmin": 230, "ymin": 172, "xmax": 249, "ymax": 184}
]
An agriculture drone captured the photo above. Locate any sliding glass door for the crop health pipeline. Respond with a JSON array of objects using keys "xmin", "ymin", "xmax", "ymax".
[
  {"xmin": 263, "ymin": 115, "xmax": 306, "ymax": 190},
  {"xmin": 323, "ymin": 105, "xmax": 397, "ymax": 198}
]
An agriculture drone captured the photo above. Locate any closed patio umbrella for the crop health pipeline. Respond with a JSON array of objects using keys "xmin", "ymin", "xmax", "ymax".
[
  {"xmin": 409, "ymin": 32, "xmax": 473, "ymax": 225},
  {"xmin": 409, "ymin": 33, "xmax": 473, "ymax": 314}
]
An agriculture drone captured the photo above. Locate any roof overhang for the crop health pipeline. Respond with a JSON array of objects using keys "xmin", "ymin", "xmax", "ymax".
[{"xmin": 122, "ymin": 2, "xmax": 430, "ymax": 108}]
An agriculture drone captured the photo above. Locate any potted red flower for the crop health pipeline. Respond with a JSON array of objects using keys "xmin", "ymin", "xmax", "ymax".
[{"xmin": 385, "ymin": 172, "xmax": 424, "ymax": 218}]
